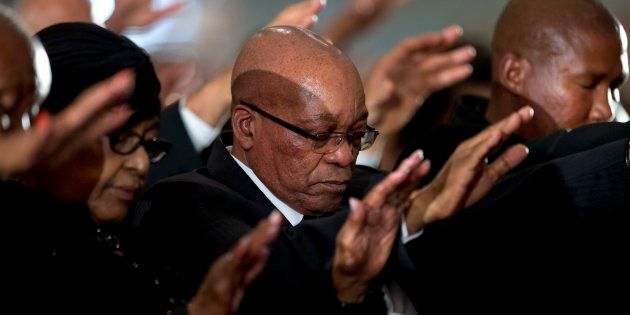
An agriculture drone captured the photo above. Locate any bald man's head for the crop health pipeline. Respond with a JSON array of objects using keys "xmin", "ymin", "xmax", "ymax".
[
  {"xmin": 492, "ymin": 0, "xmax": 618, "ymax": 66},
  {"xmin": 231, "ymin": 25, "xmax": 363, "ymax": 112},
  {"xmin": 0, "ymin": 5, "xmax": 36, "ymax": 131},
  {"xmin": 230, "ymin": 26, "xmax": 368, "ymax": 215},
  {"xmin": 489, "ymin": 0, "xmax": 628, "ymax": 140}
]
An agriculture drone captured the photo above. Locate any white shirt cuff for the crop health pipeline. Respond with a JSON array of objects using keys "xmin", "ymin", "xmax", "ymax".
[
  {"xmin": 178, "ymin": 99, "xmax": 222, "ymax": 153},
  {"xmin": 401, "ymin": 217, "xmax": 423, "ymax": 244}
]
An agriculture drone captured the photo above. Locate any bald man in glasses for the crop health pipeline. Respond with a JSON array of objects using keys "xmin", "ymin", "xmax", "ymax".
[{"xmin": 137, "ymin": 25, "xmax": 532, "ymax": 314}]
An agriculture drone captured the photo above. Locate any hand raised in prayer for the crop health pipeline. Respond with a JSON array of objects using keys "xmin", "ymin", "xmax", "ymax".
[
  {"xmin": 188, "ymin": 212, "xmax": 283, "ymax": 315},
  {"xmin": 267, "ymin": 0, "xmax": 326, "ymax": 30},
  {"xmin": 365, "ymin": 25, "xmax": 475, "ymax": 135},
  {"xmin": 405, "ymin": 106, "xmax": 535, "ymax": 234},
  {"xmin": 0, "ymin": 70, "xmax": 134, "ymax": 178},
  {"xmin": 332, "ymin": 150, "xmax": 430, "ymax": 303},
  {"xmin": 106, "ymin": 0, "xmax": 186, "ymax": 33}
]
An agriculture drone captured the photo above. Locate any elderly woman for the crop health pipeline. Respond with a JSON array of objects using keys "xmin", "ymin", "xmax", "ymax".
[{"xmin": 5, "ymin": 22, "xmax": 279, "ymax": 315}]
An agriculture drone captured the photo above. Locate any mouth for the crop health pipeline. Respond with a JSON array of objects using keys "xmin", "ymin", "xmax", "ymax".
[
  {"xmin": 317, "ymin": 181, "xmax": 349, "ymax": 193},
  {"xmin": 108, "ymin": 186, "xmax": 139, "ymax": 202}
]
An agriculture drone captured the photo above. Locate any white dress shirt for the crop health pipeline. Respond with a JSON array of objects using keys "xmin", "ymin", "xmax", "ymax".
[
  {"xmin": 230, "ymin": 153, "xmax": 304, "ymax": 226},
  {"xmin": 178, "ymin": 99, "xmax": 223, "ymax": 153}
]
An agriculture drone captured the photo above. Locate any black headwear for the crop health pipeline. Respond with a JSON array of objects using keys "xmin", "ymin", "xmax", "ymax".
[{"xmin": 36, "ymin": 22, "xmax": 161, "ymax": 127}]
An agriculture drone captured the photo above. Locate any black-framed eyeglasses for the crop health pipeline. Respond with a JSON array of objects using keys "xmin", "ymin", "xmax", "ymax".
[
  {"xmin": 109, "ymin": 130, "xmax": 172, "ymax": 164},
  {"xmin": 240, "ymin": 101, "xmax": 379, "ymax": 154}
]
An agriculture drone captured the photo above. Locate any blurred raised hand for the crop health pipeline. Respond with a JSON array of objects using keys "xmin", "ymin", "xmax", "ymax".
[
  {"xmin": 332, "ymin": 150, "xmax": 430, "ymax": 303},
  {"xmin": 106, "ymin": 0, "xmax": 186, "ymax": 33},
  {"xmin": 322, "ymin": 0, "xmax": 408, "ymax": 49},
  {"xmin": 186, "ymin": 0, "xmax": 326, "ymax": 128},
  {"xmin": 267, "ymin": 0, "xmax": 326, "ymax": 29},
  {"xmin": 365, "ymin": 25, "xmax": 475, "ymax": 136},
  {"xmin": 0, "ymin": 70, "xmax": 134, "ymax": 178},
  {"xmin": 405, "ymin": 106, "xmax": 534, "ymax": 234},
  {"xmin": 188, "ymin": 212, "xmax": 283, "ymax": 315}
]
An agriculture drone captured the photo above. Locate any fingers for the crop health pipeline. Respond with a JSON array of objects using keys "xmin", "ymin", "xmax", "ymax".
[
  {"xmin": 81, "ymin": 105, "xmax": 133, "ymax": 143},
  {"xmin": 44, "ymin": 70, "xmax": 135, "ymax": 166},
  {"xmin": 462, "ymin": 144, "xmax": 530, "ymax": 210},
  {"xmin": 336, "ymin": 198, "xmax": 367, "ymax": 270},
  {"xmin": 363, "ymin": 149, "xmax": 424, "ymax": 207},
  {"xmin": 148, "ymin": 2, "xmax": 186, "ymax": 24},
  {"xmin": 417, "ymin": 45, "xmax": 475, "ymax": 73},
  {"xmin": 398, "ymin": 24, "xmax": 463, "ymax": 56},
  {"xmin": 268, "ymin": 0, "xmax": 326, "ymax": 29},
  {"xmin": 0, "ymin": 129, "xmax": 48, "ymax": 176},
  {"xmin": 468, "ymin": 106, "xmax": 534, "ymax": 150},
  {"xmin": 486, "ymin": 144, "xmax": 529, "ymax": 182},
  {"xmin": 428, "ymin": 64, "xmax": 474, "ymax": 91},
  {"xmin": 242, "ymin": 212, "xmax": 281, "ymax": 285},
  {"xmin": 248, "ymin": 211, "xmax": 283, "ymax": 253},
  {"xmin": 53, "ymin": 69, "xmax": 135, "ymax": 136},
  {"xmin": 440, "ymin": 24, "xmax": 464, "ymax": 44}
]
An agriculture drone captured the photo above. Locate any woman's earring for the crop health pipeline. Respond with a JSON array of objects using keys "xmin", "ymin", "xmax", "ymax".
[{"xmin": 1, "ymin": 113, "xmax": 10, "ymax": 131}]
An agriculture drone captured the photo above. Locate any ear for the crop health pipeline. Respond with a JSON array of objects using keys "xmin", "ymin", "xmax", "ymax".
[
  {"xmin": 498, "ymin": 53, "xmax": 530, "ymax": 95},
  {"xmin": 232, "ymin": 105, "xmax": 256, "ymax": 151}
]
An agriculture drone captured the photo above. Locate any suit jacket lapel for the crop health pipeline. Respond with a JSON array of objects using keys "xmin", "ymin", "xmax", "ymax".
[{"xmin": 204, "ymin": 139, "xmax": 285, "ymax": 223}]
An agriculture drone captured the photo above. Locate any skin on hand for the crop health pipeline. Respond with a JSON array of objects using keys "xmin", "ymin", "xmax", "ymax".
[
  {"xmin": 0, "ymin": 70, "xmax": 134, "ymax": 178},
  {"xmin": 188, "ymin": 211, "xmax": 283, "ymax": 315},
  {"xmin": 322, "ymin": 0, "xmax": 408, "ymax": 49},
  {"xmin": 332, "ymin": 150, "xmax": 430, "ymax": 303},
  {"xmin": 105, "ymin": 0, "xmax": 186, "ymax": 33},
  {"xmin": 405, "ymin": 106, "xmax": 535, "ymax": 234},
  {"xmin": 365, "ymin": 25, "xmax": 475, "ymax": 136},
  {"xmin": 185, "ymin": 0, "xmax": 326, "ymax": 128},
  {"xmin": 267, "ymin": 0, "xmax": 326, "ymax": 29}
]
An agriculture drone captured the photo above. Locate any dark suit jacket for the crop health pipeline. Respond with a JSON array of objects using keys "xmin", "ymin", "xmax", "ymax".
[
  {"xmin": 406, "ymin": 138, "xmax": 630, "ymax": 313},
  {"xmin": 521, "ymin": 121, "xmax": 630, "ymax": 169},
  {"xmin": 138, "ymin": 140, "xmax": 413, "ymax": 314},
  {"xmin": 1, "ymin": 180, "xmax": 164, "ymax": 315}
]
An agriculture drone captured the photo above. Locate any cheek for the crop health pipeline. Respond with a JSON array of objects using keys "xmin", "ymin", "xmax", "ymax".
[
  {"xmin": 530, "ymin": 77, "xmax": 587, "ymax": 124},
  {"xmin": 550, "ymin": 86, "xmax": 592, "ymax": 127},
  {"xmin": 277, "ymin": 138, "xmax": 319, "ymax": 176}
]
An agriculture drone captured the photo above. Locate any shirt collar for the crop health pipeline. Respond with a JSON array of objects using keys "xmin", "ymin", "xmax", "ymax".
[{"xmin": 228, "ymin": 148, "xmax": 304, "ymax": 226}]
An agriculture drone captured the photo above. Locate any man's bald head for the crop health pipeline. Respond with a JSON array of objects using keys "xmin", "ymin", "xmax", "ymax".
[
  {"xmin": 231, "ymin": 25, "xmax": 363, "ymax": 113},
  {"xmin": 0, "ymin": 5, "xmax": 36, "ymax": 126},
  {"xmin": 492, "ymin": 0, "xmax": 619, "ymax": 67},
  {"xmin": 230, "ymin": 26, "xmax": 368, "ymax": 215},
  {"xmin": 488, "ymin": 0, "xmax": 627, "ymax": 140}
]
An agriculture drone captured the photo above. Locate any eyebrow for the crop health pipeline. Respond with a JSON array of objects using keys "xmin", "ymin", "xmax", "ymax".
[{"xmin": 297, "ymin": 110, "xmax": 369, "ymax": 126}]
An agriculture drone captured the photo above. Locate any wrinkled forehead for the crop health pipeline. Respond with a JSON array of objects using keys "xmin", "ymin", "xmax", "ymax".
[{"xmin": 235, "ymin": 62, "xmax": 365, "ymax": 119}]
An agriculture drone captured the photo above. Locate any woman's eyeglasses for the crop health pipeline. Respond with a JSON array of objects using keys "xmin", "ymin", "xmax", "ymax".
[{"xmin": 109, "ymin": 131, "xmax": 172, "ymax": 163}]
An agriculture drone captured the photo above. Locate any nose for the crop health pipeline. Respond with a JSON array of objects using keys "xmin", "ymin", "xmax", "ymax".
[
  {"xmin": 323, "ymin": 139, "xmax": 356, "ymax": 167},
  {"xmin": 123, "ymin": 145, "xmax": 150, "ymax": 178},
  {"xmin": 588, "ymin": 88, "xmax": 614, "ymax": 123}
]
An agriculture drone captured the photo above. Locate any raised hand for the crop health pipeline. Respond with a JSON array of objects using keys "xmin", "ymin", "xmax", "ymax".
[
  {"xmin": 332, "ymin": 150, "xmax": 430, "ymax": 303},
  {"xmin": 0, "ymin": 70, "xmax": 134, "ymax": 178},
  {"xmin": 188, "ymin": 212, "xmax": 283, "ymax": 315},
  {"xmin": 322, "ymin": 0, "xmax": 408, "ymax": 49},
  {"xmin": 266, "ymin": 0, "xmax": 326, "ymax": 29},
  {"xmin": 184, "ymin": 0, "xmax": 326, "ymax": 128},
  {"xmin": 105, "ymin": 0, "xmax": 186, "ymax": 33},
  {"xmin": 365, "ymin": 25, "xmax": 475, "ymax": 135},
  {"xmin": 405, "ymin": 106, "xmax": 535, "ymax": 234},
  {"xmin": 351, "ymin": 0, "xmax": 408, "ymax": 20}
]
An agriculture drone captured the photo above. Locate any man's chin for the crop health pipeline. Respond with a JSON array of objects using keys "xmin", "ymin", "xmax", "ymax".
[{"xmin": 304, "ymin": 195, "xmax": 344, "ymax": 215}]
